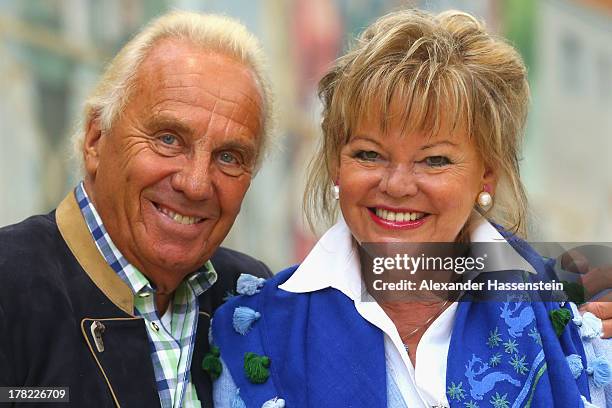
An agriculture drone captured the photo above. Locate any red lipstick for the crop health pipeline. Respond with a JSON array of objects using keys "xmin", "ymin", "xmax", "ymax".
[{"xmin": 368, "ymin": 207, "xmax": 429, "ymax": 230}]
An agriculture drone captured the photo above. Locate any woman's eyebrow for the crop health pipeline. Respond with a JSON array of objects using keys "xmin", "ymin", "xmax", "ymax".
[
  {"xmin": 348, "ymin": 135, "xmax": 384, "ymax": 147},
  {"xmin": 421, "ymin": 140, "xmax": 459, "ymax": 150}
]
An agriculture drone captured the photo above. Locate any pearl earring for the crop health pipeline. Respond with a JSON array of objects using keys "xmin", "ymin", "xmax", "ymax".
[
  {"xmin": 477, "ymin": 191, "xmax": 492, "ymax": 210},
  {"xmin": 332, "ymin": 185, "xmax": 340, "ymax": 200}
]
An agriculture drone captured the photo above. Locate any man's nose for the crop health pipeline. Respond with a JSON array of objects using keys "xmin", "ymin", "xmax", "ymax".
[
  {"xmin": 379, "ymin": 163, "xmax": 419, "ymax": 198},
  {"xmin": 171, "ymin": 152, "xmax": 214, "ymax": 201}
]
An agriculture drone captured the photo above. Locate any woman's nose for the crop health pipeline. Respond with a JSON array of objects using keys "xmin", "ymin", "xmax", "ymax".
[{"xmin": 379, "ymin": 163, "xmax": 419, "ymax": 198}]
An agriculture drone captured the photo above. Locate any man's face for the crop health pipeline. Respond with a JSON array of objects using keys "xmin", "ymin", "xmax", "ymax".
[{"xmin": 84, "ymin": 38, "xmax": 263, "ymax": 290}]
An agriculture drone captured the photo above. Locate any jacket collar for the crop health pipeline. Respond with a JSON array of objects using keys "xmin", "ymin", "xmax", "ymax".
[{"xmin": 56, "ymin": 191, "xmax": 134, "ymax": 316}]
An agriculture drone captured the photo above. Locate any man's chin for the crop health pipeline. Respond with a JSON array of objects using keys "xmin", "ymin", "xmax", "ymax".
[{"xmin": 139, "ymin": 243, "xmax": 210, "ymax": 278}]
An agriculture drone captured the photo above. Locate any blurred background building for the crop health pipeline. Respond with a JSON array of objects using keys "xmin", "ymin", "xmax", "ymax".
[{"xmin": 1, "ymin": 0, "xmax": 610, "ymax": 272}]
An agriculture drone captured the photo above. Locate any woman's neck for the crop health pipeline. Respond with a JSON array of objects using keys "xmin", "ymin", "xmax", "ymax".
[{"xmin": 380, "ymin": 300, "xmax": 451, "ymax": 366}]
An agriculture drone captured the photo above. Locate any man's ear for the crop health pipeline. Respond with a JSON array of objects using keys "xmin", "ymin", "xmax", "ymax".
[{"xmin": 83, "ymin": 112, "xmax": 104, "ymax": 180}]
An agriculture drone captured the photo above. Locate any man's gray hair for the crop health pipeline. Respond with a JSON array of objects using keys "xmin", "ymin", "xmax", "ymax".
[{"xmin": 73, "ymin": 10, "xmax": 273, "ymax": 169}]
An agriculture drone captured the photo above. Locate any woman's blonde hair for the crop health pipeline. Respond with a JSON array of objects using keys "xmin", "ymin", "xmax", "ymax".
[
  {"xmin": 73, "ymin": 10, "xmax": 273, "ymax": 169},
  {"xmin": 304, "ymin": 9, "xmax": 530, "ymax": 238}
]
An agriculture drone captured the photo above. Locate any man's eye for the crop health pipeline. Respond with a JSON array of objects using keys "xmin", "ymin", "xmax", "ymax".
[
  {"xmin": 355, "ymin": 150, "xmax": 380, "ymax": 161},
  {"xmin": 160, "ymin": 134, "xmax": 178, "ymax": 145},
  {"xmin": 218, "ymin": 151, "xmax": 239, "ymax": 165},
  {"xmin": 216, "ymin": 151, "xmax": 247, "ymax": 176},
  {"xmin": 425, "ymin": 156, "xmax": 451, "ymax": 167}
]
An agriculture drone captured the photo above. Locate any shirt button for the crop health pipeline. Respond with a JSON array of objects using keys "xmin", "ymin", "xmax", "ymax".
[
  {"xmin": 139, "ymin": 292, "xmax": 151, "ymax": 298},
  {"xmin": 150, "ymin": 321, "xmax": 160, "ymax": 332}
]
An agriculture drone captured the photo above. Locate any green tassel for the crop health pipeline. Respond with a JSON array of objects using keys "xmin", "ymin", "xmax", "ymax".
[
  {"xmin": 244, "ymin": 352, "xmax": 270, "ymax": 384},
  {"xmin": 202, "ymin": 345, "xmax": 222, "ymax": 380},
  {"xmin": 549, "ymin": 308, "xmax": 572, "ymax": 337},
  {"xmin": 561, "ymin": 280, "xmax": 586, "ymax": 305}
]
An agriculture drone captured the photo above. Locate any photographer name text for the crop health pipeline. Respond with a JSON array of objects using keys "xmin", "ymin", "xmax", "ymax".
[{"xmin": 371, "ymin": 279, "xmax": 564, "ymax": 292}]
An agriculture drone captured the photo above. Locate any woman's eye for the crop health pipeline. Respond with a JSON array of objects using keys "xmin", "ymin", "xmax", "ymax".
[
  {"xmin": 425, "ymin": 156, "xmax": 451, "ymax": 167},
  {"xmin": 355, "ymin": 150, "xmax": 380, "ymax": 161},
  {"xmin": 160, "ymin": 134, "xmax": 178, "ymax": 145}
]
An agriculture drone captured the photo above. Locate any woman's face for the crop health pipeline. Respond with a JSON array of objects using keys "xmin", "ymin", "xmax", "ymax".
[{"xmin": 337, "ymin": 104, "xmax": 494, "ymax": 243}]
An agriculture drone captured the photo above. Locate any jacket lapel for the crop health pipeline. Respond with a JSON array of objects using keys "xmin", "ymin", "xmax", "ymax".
[
  {"xmin": 81, "ymin": 317, "xmax": 160, "ymax": 407},
  {"xmin": 58, "ymin": 192, "xmax": 160, "ymax": 407},
  {"xmin": 191, "ymin": 309, "xmax": 213, "ymax": 408}
]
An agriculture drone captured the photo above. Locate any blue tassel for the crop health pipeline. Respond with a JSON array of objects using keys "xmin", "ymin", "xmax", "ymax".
[
  {"xmin": 586, "ymin": 356, "xmax": 612, "ymax": 388},
  {"xmin": 233, "ymin": 306, "xmax": 261, "ymax": 335},
  {"xmin": 580, "ymin": 312, "xmax": 603, "ymax": 340},
  {"xmin": 237, "ymin": 274, "xmax": 266, "ymax": 296},
  {"xmin": 566, "ymin": 354, "xmax": 584, "ymax": 379},
  {"xmin": 231, "ymin": 389, "xmax": 246, "ymax": 408},
  {"xmin": 261, "ymin": 397, "xmax": 285, "ymax": 408}
]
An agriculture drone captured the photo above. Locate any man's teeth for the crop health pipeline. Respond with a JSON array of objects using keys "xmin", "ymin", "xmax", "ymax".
[
  {"xmin": 375, "ymin": 208, "xmax": 425, "ymax": 222},
  {"xmin": 157, "ymin": 205, "xmax": 202, "ymax": 225}
]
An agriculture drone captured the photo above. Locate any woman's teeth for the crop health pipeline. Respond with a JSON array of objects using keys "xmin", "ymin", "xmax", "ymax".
[
  {"xmin": 156, "ymin": 205, "xmax": 202, "ymax": 225},
  {"xmin": 374, "ymin": 208, "xmax": 425, "ymax": 222}
]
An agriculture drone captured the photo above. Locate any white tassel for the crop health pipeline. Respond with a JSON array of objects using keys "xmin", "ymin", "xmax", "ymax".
[
  {"xmin": 261, "ymin": 397, "xmax": 285, "ymax": 408},
  {"xmin": 566, "ymin": 354, "xmax": 584, "ymax": 379},
  {"xmin": 580, "ymin": 312, "xmax": 603, "ymax": 340},
  {"xmin": 570, "ymin": 302, "xmax": 582, "ymax": 325},
  {"xmin": 231, "ymin": 389, "xmax": 246, "ymax": 408},
  {"xmin": 569, "ymin": 303, "xmax": 603, "ymax": 340},
  {"xmin": 581, "ymin": 395, "xmax": 600, "ymax": 408}
]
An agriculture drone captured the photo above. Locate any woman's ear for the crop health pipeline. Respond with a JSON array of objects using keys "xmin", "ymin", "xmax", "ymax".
[
  {"xmin": 482, "ymin": 163, "xmax": 498, "ymax": 194},
  {"xmin": 83, "ymin": 112, "xmax": 103, "ymax": 181},
  {"xmin": 327, "ymin": 156, "xmax": 340, "ymax": 185}
]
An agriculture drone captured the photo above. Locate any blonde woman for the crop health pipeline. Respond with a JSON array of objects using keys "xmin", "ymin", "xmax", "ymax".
[{"xmin": 210, "ymin": 9, "xmax": 611, "ymax": 408}]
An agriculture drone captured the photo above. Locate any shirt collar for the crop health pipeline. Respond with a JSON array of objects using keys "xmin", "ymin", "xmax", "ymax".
[
  {"xmin": 279, "ymin": 212, "xmax": 535, "ymax": 295},
  {"xmin": 280, "ymin": 218, "xmax": 363, "ymax": 299},
  {"xmin": 75, "ymin": 182, "xmax": 216, "ymax": 297}
]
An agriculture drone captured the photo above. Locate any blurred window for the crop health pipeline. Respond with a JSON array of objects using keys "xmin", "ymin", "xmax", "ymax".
[
  {"xmin": 597, "ymin": 53, "xmax": 611, "ymax": 101},
  {"xmin": 560, "ymin": 32, "xmax": 583, "ymax": 94}
]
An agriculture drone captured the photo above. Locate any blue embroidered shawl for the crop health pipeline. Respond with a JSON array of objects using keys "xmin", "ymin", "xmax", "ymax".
[{"xmin": 212, "ymin": 238, "xmax": 590, "ymax": 407}]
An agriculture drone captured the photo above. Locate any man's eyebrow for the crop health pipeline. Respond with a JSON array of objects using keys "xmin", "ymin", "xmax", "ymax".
[
  {"xmin": 421, "ymin": 140, "xmax": 458, "ymax": 149},
  {"xmin": 145, "ymin": 115, "xmax": 192, "ymax": 135},
  {"xmin": 220, "ymin": 138, "xmax": 258, "ymax": 155}
]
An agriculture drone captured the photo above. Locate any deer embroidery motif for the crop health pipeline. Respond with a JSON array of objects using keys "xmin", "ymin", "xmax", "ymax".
[
  {"xmin": 500, "ymin": 300, "xmax": 535, "ymax": 338},
  {"xmin": 465, "ymin": 355, "xmax": 521, "ymax": 400}
]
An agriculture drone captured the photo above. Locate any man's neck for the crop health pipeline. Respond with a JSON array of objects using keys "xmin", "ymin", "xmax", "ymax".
[{"xmin": 155, "ymin": 292, "xmax": 173, "ymax": 315}]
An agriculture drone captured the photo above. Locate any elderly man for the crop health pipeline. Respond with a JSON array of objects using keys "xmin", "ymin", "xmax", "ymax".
[{"xmin": 0, "ymin": 11, "xmax": 272, "ymax": 408}]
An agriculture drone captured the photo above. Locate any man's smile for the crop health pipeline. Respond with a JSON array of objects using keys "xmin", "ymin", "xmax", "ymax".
[{"xmin": 153, "ymin": 202, "xmax": 204, "ymax": 225}]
